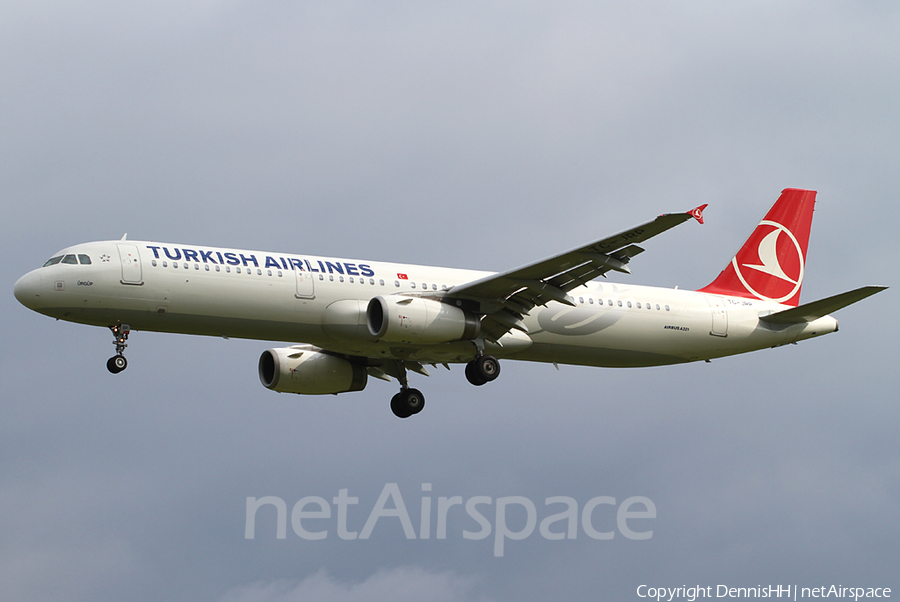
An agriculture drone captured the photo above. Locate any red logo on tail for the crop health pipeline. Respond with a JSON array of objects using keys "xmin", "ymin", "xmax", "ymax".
[
  {"xmin": 698, "ymin": 188, "xmax": 816, "ymax": 306},
  {"xmin": 732, "ymin": 220, "xmax": 805, "ymax": 303}
]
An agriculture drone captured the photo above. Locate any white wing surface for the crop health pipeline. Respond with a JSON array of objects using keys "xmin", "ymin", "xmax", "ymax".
[{"xmin": 443, "ymin": 207, "xmax": 707, "ymax": 342}]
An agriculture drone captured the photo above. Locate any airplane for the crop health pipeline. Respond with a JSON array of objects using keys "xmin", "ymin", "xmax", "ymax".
[{"xmin": 13, "ymin": 188, "xmax": 886, "ymax": 418}]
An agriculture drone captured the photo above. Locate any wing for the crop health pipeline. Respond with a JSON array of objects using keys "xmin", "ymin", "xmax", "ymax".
[{"xmin": 443, "ymin": 205, "xmax": 708, "ymax": 342}]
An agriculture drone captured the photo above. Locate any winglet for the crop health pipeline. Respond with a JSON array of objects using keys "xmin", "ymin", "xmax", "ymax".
[{"xmin": 689, "ymin": 204, "xmax": 708, "ymax": 224}]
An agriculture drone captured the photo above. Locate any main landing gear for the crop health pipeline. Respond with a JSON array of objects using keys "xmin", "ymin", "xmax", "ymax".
[
  {"xmin": 390, "ymin": 365, "xmax": 425, "ymax": 419},
  {"xmin": 465, "ymin": 354, "xmax": 500, "ymax": 386},
  {"xmin": 391, "ymin": 388, "xmax": 425, "ymax": 419},
  {"xmin": 106, "ymin": 324, "xmax": 130, "ymax": 374},
  {"xmin": 388, "ymin": 354, "xmax": 501, "ymax": 419}
]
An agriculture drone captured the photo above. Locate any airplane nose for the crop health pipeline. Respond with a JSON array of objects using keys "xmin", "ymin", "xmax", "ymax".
[{"xmin": 14, "ymin": 270, "xmax": 43, "ymax": 309}]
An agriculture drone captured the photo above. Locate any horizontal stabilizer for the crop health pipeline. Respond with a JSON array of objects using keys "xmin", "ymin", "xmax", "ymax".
[{"xmin": 759, "ymin": 286, "xmax": 887, "ymax": 324}]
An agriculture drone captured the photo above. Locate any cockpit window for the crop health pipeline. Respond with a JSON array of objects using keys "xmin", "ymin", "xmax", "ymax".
[
  {"xmin": 78, "ymin": 254, "xmax": 92, "ymax": 265},
  {"xmin": 61, "ymin": 254, "xmax": 78, "ymax": 264},
  {"xmin": 42, "ymin": 256, "xmax": 63, "ymax": 267}
]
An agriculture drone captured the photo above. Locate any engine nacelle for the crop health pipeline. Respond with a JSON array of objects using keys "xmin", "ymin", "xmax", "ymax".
[
  {"xmin": 258, "ymin": 347, "xmax": 367, "ymax": 395},
  {"xmin": 366, "ymin": 296, "xmax": 480, "ymax": 344}
]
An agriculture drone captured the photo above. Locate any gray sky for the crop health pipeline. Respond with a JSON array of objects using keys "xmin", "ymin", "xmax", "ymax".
[{"xmin": 2, "ymin": 2, "xmax": 898, "ymax": 601}]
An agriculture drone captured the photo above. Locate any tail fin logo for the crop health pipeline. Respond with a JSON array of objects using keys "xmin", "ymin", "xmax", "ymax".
[{"xmin": 733, "ymin": 220, "xmax": 804, "ymax": 304}]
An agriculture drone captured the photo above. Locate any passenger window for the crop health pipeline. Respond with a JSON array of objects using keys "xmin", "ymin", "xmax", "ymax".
[
  {"xmin": 656, "ymin": 304, "xmax": 660, "ymax": 310},
  {"xmin": 78, "ymin": 254, "xmax": 92, "ymax": 265},
  {"xmin": 579, "ymin": 297, "xmax": 584, "ymax": 304},
  {"xmin": 411, "ymin": 283, "xmax": 416, "ymax": 289},
  {"xmin": 62, "ymin": 254, "xmax": 78, "ymax": 264},
  {"xmin": 236, "ymin": 267, "xmax": 241, "ymax": 273},
  {"xmin": 369, "ymin": 278, "xmax": 375, "ymax": 285},
  {"xmin": 257, "ymin": 269, "xmax": 262, "ymax": 275},
  {"xmin": 152, "ymin": 260, "xmax": 158, "ymax": 267},
  {"xmin": 636, "ymin": 302, "xmax": 641, "ymax": 309},
  {"xmin": 163, "ymin": 261, "xmax": 168, "ymax": 268},
  {"xmin": 225, "ymin": 266, "xmax": 231, "ymax": 273},
  {"xmin": 318, "ymin": 274, "xmax": 323, "ymax": 280},
  {"xmin": 42, "ymin": 256, "xmax": 63, "ymax": 267},
  {"xmin": 174, "ymin": 262, "xmax": 179, "ymax": 268},
  {"xmin": 339, "ymin": 276, "xmax": 344, "ymax": 282},
  {"xmin": 432, "ymin": 284, "xmax": 437, "ymax": 290},
  {"xmin": 216, "ymin": 265, "xmax": 220, "ymax": 272},
  {"xmin": 205, "ymin": 265, "xmax": 210, "ymax": 271},
  {"xmin": 665, "ymin": 305, "xmax": 670, "ymax": 311},
  {"xmin": 617, "ymin": 300, "xmax": 622, "ymax": 307},
  {"xmin": 194, "ymin": 264, "xmax": 199, "ymax": 270},
  {"xmin": 607, "ymin": 300, "xmax": 613, "ymax": 306},
  {"xmin": 348, "ymin": 277, "xmax": 354, "ymax": 283},
  {"xmin": 329, "ymin": 275, "xmax": 334, "ymax": 281},
  {"xmin": 395, "ymin": 281, "xmax": 400, "ymax": 287}
]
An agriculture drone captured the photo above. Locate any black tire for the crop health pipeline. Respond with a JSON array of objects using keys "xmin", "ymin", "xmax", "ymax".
[
  {"xmin": 465, "ymin": 361, "xmax": 488, "ymax": 386},
  {"xmin": 390, "ymin": 389, "xmax": 425, "ymax": 418},
  {"xmin": 391, "ymin": 392, "xmax": 412, "ymax": 418},
  {"xmin": 466, "ymin": 355, "xmax": 499, "ymax": 385},
  {"xmin": 107, "ymin": 355, "xmax": 127, "ymax": 374}
]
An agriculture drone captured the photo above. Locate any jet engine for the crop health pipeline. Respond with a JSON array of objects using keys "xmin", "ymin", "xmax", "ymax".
[
  {"xmin": 366, "ymin": 296, "xmax": 480, "ymax": 344},
  {"xmin": 258, "ymin": 347, "xmax": 367, "ymax": 395}
]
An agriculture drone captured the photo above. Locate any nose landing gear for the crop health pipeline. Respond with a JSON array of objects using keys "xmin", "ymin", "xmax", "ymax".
[{"xmin": 107, "ymin": 324, "xmax": 130, "ymax": 374}]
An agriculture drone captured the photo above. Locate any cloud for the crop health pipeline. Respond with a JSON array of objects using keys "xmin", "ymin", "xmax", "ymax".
[{"xmin": 217, "ymin": 567, "xmax": 497, "ymax": 602}]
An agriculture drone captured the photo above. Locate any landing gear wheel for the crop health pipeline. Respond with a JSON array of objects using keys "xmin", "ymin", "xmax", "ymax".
[
  {"xmin": 465, "ymin": 355, "xmax": 500, "ymax": 386},
  {"xmin": 107, "ymin": 354, "xmax": 127, "ymax": 374},
  {"xmin": 390, "ymin": 393, "xmax": 409, "ymax": 418},
  {"xmin": 465, "ymin": 362, "xmax": 487, "ymax": 386},
  {"xmin": 390, "ymin": 388, "xmax": 425, "ymax": 418},
  {"xmin": 403, "ymin": 388, "xmax": 425, "ymax": 415}
]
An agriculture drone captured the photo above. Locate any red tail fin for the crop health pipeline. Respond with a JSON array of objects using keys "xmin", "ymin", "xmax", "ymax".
[{"xmin": 699, "ymin": 188, "xmax": 816, "ymax": 306}]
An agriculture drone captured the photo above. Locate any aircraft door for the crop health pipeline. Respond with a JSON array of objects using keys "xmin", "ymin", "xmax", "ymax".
[
  {"xmin": 295, "ymin": 268, "xmax": 315, "ymax": 299},
  {"xmin": 706, "ymin": 295, "xmax": 728, "ymax": 337},
  {"xmin": 117, "ymin": 244, "xmax": 143, "ymax": 285}
]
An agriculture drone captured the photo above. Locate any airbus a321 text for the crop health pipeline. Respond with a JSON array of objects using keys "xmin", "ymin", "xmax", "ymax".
[{"xmin": 14, "ymin": 189, "xmax": 885, "ymax": 418}]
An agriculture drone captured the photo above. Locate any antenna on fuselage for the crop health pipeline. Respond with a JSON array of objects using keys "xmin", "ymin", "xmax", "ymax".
[{"xmin": 120, "ymin": 233, "xmax": 128, "ymax": 241}]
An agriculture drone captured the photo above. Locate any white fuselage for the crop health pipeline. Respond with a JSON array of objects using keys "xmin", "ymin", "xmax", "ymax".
[{"xmin": 14, "ymin": 240, "xmax": 838, "ymax": 368}]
